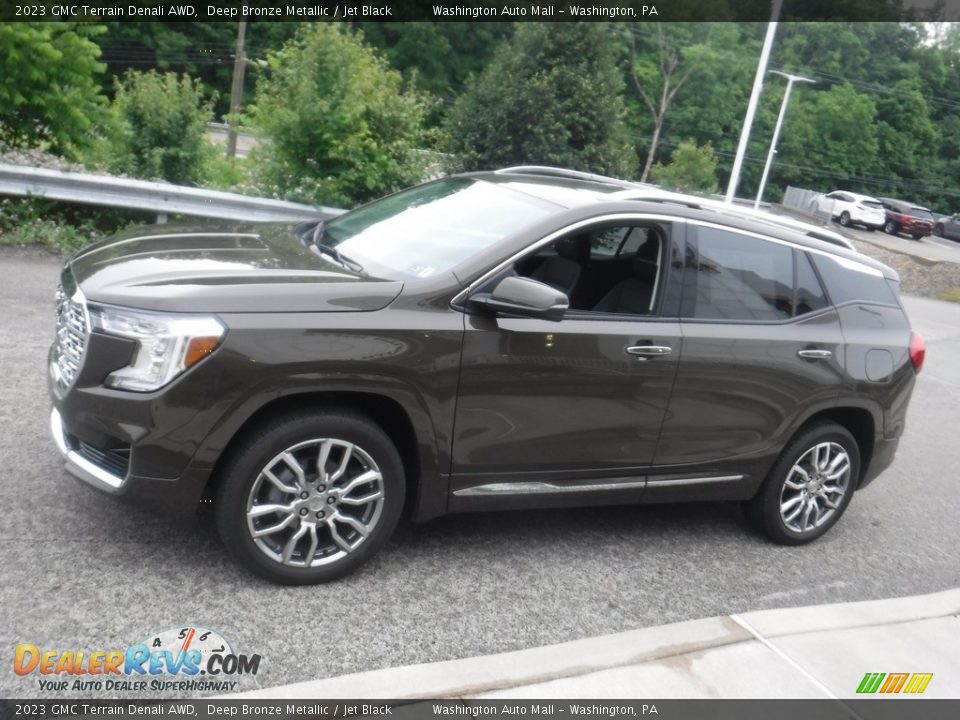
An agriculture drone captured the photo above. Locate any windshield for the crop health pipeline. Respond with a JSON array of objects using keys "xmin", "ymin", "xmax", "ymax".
[{"xmin": 321, "ymin": 178, "xmax": 558, "ymax": 279}]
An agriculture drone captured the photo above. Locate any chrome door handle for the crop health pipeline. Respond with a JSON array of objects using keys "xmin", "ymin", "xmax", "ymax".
[
  {"xmin": 626, "ymin": 345, "xmax": 672, "ymax": 358},
  {"xmin": 798, "ymin": 349, "xmax": 832, "ymax": 360}
]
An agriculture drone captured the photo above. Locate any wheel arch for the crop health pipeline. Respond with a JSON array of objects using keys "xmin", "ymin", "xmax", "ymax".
[
  {"xmin": 203, "ymin": 390, "xmax": 444, "ymax": 523},
  {"xmin": 794, "ymin": 405, "xmax": 875, "ymax": 487}
]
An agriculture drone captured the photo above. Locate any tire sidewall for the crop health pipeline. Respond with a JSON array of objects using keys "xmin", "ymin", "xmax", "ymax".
[
  {"xmin": 215, "ymin": 412, "xmax": 405, "ymax": 584},
  {"xmin": 839, "ymin": 211, "xmax": 851, "ymax": 226},
  {"xmin": 751, "ymin": 423, "xmax": 860, "ymax": 546}
]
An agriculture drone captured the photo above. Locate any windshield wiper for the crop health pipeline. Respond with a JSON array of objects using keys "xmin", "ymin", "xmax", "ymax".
[{"xmin": 309, "ymin": 221, "xmax": 364, "ymax": 273}]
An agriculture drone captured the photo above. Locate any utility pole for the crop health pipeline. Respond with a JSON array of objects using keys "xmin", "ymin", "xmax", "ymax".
[
  {"xmin": 724, "ymin": 0, "xmax": 783, "ymax": 204},
  {"xmin": 226, "ymin": 19, "xmax": 247, "ymax": 159},
  {"xmin": 754, "ymin": 71, "xmax": 815, "ymax": 209}
]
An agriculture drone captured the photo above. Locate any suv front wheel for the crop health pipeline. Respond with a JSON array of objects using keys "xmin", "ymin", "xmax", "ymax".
[
  {"xmin": 215, "ymin": 410, "xmax": 405, "ymax": 584},
  {"xmin": 746, "ymin": 422, "xmax": 860, "ymax": 545}
]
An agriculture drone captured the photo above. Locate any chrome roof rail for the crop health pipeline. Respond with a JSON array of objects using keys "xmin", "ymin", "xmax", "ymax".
[{"xmin": 494, "ymin": 165, "xmax": 641, "ymax": 189}]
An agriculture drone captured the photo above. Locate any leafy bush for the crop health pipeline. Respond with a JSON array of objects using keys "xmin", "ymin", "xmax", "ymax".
[
  {"xmin": 0, "ymin": 197, "xmax": 145, "ymax": 254},
  {"xmin": 443, "ymin": 22, "xmax": 635, "ymax": 177},
  {"xmin": 0, "ymin": 23, "xmax": 108, "ymax": 156},
  {"xmin": 247, "ymin": 24, "xmax": 432, "ymax": 208},
  {"xmin": 650, "ymin": 139, "xmax": 719, "ymax": 194},
  {"xmin": 101, "ymin": 70, "xmax": 215, "ymax": 185}
]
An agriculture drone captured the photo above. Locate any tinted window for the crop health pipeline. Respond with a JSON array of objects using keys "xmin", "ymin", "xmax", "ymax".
[
  {"xmin": 862, "ymin": 200, "xmax": 883, "ymax": 209},
  {"xmin": 684, "ymin": 228, "xmax": 793, "ymax": 321},
  {"xmin": 910, "ymin": 207, "xmax": 934, "ymax": 220},
  {"xmin": 794, "ymin": 251, "xmax": 828, "ymax": 316},
  {"xmin": 810, "ymin": 253, "xmax": 898, "ymax": 306}
]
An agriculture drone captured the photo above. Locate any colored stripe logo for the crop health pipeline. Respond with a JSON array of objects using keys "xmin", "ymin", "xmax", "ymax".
[{"xmin": 857, "ymin": 672, "xmax": 933, "ymax": 694}]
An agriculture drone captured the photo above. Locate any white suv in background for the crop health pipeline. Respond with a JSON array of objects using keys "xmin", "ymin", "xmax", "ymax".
[{"xmin": 812, "ymin": 191, "xmax": 886, "ymax": 231}]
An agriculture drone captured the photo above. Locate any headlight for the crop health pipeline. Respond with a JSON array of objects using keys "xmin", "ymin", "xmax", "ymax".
[{"xmin": 89, "ymin": 306, "xmax": 226, "ymax": 392}]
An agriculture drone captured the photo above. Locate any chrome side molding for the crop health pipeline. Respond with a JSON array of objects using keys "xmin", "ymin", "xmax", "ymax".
[
  {"xmin": 454, "ymin": 474, "xmax": 743, "ymax": 497},
  {"xmin": 453, "ymin": 479, "xmax": 646, "ymax": 497}
]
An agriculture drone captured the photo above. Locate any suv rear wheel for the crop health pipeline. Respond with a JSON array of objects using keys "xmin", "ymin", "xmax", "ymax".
[
  {"xmin": 215, "ymin": 410, "xmax": 405, "ymax": 584},
  {"xmin": 839, "ymin": 211, "xmax": 851, "ymax": 227},
  {"xmin": 746, "ymin": 421, "xmax": 860, "ymax": 545}
]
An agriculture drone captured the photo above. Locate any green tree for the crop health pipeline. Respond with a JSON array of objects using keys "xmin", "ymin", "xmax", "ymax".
[
  {"xmin": 776, "ymin": 83, "xmax": 879, "ymax": 188},
  {"xmin": 106, "ymin": 70, "xmax": 214, "ymax": 185},
  {"xmin": 356, "ymin": 22, "xmax": 511, "ymax": 101},
  {"xmin": 95, "ymin": 22, "xmax": 303, "ymax": 118},
  {"xmin": 0, "ymin": 22, "xmax": 107, "ymax": 155},
  {"xmin": 443, "ymin": 22, "xmax": 635, "ymax": 177},
  {"xmin": 650, "ymin": 139, "xmax": 719, "ymax": 193},
  {"xmin": 247, "ymin": 23, "xmax": 431, "ymax": 207},
  {"xmin": 626, "ymin": 23, "xmax": 741, "ymax": 181}
]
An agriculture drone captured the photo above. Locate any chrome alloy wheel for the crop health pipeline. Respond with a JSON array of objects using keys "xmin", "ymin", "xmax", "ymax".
[
  {"xmin": 245, "ymin": 438, "xmax": 385, "ymax": 567},
  {"xmin": 779, "ymin": 442, "xmax": 851, "ymax": 534}
]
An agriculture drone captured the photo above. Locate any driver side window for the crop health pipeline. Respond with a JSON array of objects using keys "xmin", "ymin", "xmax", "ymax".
[{"xmin": 512, "ymin": 224, "xmax": 667, "ymax": 316}]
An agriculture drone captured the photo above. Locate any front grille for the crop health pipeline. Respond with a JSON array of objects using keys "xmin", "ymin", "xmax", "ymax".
[
  {"xmin": 76, "ymin": 439, "xmax": 131, "ymax": 478},
  {"xmin": 52, "ymin": 284, "xmax": 89, "ymax": 389}
]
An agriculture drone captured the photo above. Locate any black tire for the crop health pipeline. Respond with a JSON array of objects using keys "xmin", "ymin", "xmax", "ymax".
[
  {"xmin": 745, "ymin": 421, "xmax": 860, "ymax": 546},
  {"xmin": 933, "ymin": 224, "xmax": 944, "ymax": 237},
  {"xmin": 866, "ymin": 226, "xmax": 876, "ymax": 232},
  {"xmin": 839, "ymin": 211, "xmax": 851, "ymax": 227},
  {"xmin": 884, "ymin": 220, "xmax": 898, "ymax": 235},
  {"xmin": 215, "ymin": 410, "xmax": 405, "ymax": 584}
]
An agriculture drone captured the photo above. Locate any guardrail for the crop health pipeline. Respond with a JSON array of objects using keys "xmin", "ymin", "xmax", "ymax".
[{"xmin": 0, "ymin": 163, "xmax": 344, "ymax": 224}]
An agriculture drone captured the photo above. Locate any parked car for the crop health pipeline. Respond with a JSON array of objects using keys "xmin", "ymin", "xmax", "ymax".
[
  {"xmin": 932, "ymin": 213, "xmax": 960, "ymax": 242},
  {"xmin": 49, "ymin": 167, "xmax": 924, "ymax": 584},
  {"xmin": 811, "ymin": 190, "xmax": 886, "ymax": 230},
  {"xmin": 878, "ymin": 197, "xmax": 935, "ymax": 239}
]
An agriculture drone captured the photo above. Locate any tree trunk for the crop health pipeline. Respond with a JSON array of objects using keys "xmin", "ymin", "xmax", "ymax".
[{"xmin": 640, "ymin": 115, "xmax": 663, "ymax": 182}]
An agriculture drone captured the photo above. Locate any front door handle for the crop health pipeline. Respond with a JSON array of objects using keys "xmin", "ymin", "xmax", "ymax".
[
  {"xmin": 797, "ymin": 348, "xmax": 833, "ymax": 360},
  {"xmin": 626, "ymin": 345, "xmax": 672, "ymax": 359}
]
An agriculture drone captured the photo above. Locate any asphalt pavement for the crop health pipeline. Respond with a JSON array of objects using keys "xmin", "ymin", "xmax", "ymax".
[{"xmin": 1, "ymin": 247, "xmax": 958, "ymax": 699}]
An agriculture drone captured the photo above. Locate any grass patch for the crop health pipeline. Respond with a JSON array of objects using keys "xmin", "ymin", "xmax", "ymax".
[{"xmin": 936, "ymin": 287, "xmax": 960, "ymax": 303}]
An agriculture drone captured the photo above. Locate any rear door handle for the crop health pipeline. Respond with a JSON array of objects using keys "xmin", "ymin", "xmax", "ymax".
[
  {"xmin": 797, "ymin": 349, "xmax": 833, "ymax": 360},
  {"xmin": 626, "ymin": 345, "xmax": 672, "ymax": 359}
]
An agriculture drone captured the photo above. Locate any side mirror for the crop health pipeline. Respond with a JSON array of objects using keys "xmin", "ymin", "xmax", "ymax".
[{"xmin": 472, "ymin": 276, "xmax": 569, "ymax": 321}]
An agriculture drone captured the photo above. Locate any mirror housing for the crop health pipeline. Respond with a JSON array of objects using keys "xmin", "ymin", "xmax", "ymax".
[{"xmin": 472, "ymin": 276, "xmax": 569, "ymax": 321}]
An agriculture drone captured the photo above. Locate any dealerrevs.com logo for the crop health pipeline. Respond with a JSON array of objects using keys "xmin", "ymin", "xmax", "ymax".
[{"xmin": 14, "ymin": 627, "xmax": 261, "ymax": 693}]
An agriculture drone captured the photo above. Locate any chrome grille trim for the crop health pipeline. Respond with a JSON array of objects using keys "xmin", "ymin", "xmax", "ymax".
[{"xmin": 52, "ymin": 282, "xmax": 89, "ymax": 390}]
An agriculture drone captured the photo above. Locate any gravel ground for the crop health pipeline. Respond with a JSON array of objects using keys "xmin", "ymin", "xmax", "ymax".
[{"xmin": 848, "ymin": 237, "xmax": 960, "ymax": 298}]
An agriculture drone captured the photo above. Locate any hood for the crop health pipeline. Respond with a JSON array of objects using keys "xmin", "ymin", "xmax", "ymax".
[{"xmin": 68, "ymin": 224, "xmax": 403, "ymax": 313}]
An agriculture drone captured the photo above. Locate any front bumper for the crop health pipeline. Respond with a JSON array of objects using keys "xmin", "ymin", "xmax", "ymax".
[{"xmin": 50, "ymin": 407, "xmax": 125, "ymax": 491}]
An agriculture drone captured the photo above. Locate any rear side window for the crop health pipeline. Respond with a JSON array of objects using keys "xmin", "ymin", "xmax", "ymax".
[
  {"xmin": 794, "ymin": 251, "xmax": 829, "ymax": 316},
  {"xmin": 682, "ymin": 227, "xmax": 794, "ymax": 321},
  {"xmin": 810, "ymin": 253, "xmax": 898, "ymax": 307}
]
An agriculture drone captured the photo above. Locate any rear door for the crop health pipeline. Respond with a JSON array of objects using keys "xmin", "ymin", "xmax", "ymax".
[{"xmin": 650, "ymin": 224, "xmax": 844, "ymax": 499}]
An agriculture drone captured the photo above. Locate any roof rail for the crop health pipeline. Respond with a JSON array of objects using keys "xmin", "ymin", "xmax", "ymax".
[{"xmin": 495, "ymin": 165, "xmax": 641, "ymax": 189}]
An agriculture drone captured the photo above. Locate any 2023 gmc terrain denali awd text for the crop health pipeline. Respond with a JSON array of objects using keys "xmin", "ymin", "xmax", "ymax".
[{"xmin": 48, "ymin": 167, "xmax": 924, "ymax": 584}]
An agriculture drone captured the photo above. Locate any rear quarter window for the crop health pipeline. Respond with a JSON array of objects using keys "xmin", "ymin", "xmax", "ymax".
[{"xmin": 811, "ymin": 253, "xmax": 898, "ymax": 306}]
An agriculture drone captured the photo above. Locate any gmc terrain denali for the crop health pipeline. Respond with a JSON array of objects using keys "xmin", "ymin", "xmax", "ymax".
[{"xmin": 49, "ymin": 167, "xmax": 924, "ymax": 584}]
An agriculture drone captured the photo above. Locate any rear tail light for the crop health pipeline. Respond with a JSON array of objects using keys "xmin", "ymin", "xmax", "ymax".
[{"xmin": 909, "ymin": 332, "xmax": 925, "ymax": 373}]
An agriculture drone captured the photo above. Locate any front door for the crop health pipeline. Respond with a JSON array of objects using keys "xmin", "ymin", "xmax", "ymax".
[{"xmin": 450, "ymin": 219, "xmax": 683, "ymax": 508}]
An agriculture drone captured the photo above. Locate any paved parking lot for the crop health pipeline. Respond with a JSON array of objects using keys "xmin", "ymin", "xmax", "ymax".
[{"xmin": 1, "ymin": 247, "xmax": 958, "ymax": 698}]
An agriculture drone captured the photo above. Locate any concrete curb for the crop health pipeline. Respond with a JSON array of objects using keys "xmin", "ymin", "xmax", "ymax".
[{"xmin": 229, "ymin": 588, "xmax": 960, "ymax": 700}]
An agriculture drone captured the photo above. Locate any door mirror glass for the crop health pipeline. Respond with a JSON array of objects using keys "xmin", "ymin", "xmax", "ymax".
[{"xmin": 473, "ymin": 276, "xmax": 569, "ymax": 321}]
